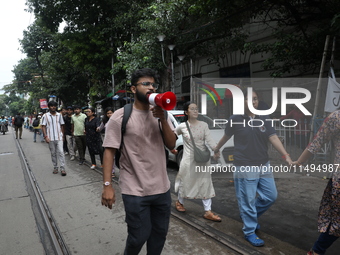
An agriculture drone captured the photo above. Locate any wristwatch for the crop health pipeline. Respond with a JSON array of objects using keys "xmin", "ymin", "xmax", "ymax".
[{"xmin": 103, "ymin": 181, "xmax": 111, "ymax": 187}]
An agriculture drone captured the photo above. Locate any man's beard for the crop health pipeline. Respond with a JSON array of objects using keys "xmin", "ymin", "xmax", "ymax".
[{"xmin": 136, "ymin": 88, "xmax": 149, "ymax": 104}]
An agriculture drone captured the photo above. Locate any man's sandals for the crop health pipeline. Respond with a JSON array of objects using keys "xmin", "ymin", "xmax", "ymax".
[
  {"xmin": 61, "ymin": 170, "xmax": 67, "ymax": 176},
  {"xmin": 203, "ymin": 211, "xmax": 222, "ymax": 222}
]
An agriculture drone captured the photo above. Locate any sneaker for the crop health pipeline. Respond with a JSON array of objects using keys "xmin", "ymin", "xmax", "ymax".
[
  {"xmin": 307, "ymin": 250, "xmax": 320, "ymax": 255},
  {"xmin": 79, "ymin": 161, "xmax": 84, "ymax": 165},
  {"xmin": 34, "ymin": 140, "xmax": 36, "ymax": 142},
  {"xmin": 90, "ymin": 164, "xmax": 96, "ymax": 169},
  {"xmin": 65, "ymin": 152, "xmax": 69, "ymax": 155},
  {"xmin": 70, "ymin": 156, "xmax": 75, "ymax": 161}
]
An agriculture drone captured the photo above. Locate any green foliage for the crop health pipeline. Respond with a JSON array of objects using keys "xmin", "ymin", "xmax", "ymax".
[
  {"xmin": 9, "ymin": 0, "xmax": 340, "ymax": 107},
  {"xmin": 0, "ymin": 93, "xmax": 28, "ymax": 116}
]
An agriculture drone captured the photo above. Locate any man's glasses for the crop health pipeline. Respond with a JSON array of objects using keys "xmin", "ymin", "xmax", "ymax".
[{"xmin": 136, "ymin": 82, "xmax": 159, "ymax": 90}]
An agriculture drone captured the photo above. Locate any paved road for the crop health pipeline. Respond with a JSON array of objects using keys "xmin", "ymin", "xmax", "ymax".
[
  {"xmin": 0, "ymin": 128, "xmax": 236, "ymax": 255},
  {"xmin": 1, "ymin": 127, "xmax": 339, "ymax": 254},
  {"xmin": 166, "ymin": 160, "xmax": 340, "ymax": 255}
]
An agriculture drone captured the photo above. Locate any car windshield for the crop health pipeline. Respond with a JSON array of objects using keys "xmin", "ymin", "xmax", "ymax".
[{"xmin": 172, "ymin": 114, "xmax": 224, "ymax": 130}]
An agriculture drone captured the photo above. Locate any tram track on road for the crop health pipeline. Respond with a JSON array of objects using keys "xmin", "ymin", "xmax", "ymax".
[
  {"xmin": 16, "ymin": 138, "xmax": 70, "ymax": 255},
  {"xmin": 15, "ymin": 130, "xmax": 262, "ymax": 255},
  {"xmin": 91, "ymin": 166, "xmax": 264, "ymax": 255}
]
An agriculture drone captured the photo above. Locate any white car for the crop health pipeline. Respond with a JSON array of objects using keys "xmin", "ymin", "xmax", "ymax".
[{"xmin": 167, "ymin": 110, "xmax": 234, "ymax": 167}]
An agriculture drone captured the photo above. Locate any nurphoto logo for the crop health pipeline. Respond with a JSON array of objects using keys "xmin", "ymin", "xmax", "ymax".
[{"xmin": 197, "ymin": 78, "xmax": 316, "ymax": 128}]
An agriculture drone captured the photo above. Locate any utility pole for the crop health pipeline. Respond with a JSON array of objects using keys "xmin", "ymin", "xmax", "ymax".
[{"xmin": 310, "ymin": 35, "xmax": 330, "ymax": 142}]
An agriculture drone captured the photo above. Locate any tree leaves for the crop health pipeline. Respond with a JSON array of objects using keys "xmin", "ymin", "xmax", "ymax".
[{"xmin": 6, "ymin": 0, "xmax": 340, "ymax": 114}]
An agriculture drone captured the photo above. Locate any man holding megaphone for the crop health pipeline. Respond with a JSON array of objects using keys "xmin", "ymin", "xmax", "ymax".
[{"xmin": 101, "ymin": 68, "xmax": 177, "ymax": 255}]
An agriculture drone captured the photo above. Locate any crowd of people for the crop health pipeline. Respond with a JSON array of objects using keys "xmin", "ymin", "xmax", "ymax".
[
  {"xmin": 4, "ymin": 103, "xmax": 114, "ymax": 177},
  {"xmin": 3, "ymin": 67, "xmax": 339, "ymax": 255}
]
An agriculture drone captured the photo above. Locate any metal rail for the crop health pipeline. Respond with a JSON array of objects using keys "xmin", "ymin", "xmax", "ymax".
[{"xmin": 16, "ymin": 139, "xmax": 70, "ymax": 255}]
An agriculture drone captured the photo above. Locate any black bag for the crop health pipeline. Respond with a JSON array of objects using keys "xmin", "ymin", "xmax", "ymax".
[
  {"xmin": 32, "ymin": 119, "xmax": 40, "ymax": 127},
  {"xmin": 14, "ymin": 116, "xmax": 24, "ymax": 126},
  {"xmin": 185, "ymin": 122, "xmax": 211, "ymax": 163}
]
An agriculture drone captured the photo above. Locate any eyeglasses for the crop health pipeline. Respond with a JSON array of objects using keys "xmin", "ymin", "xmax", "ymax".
[{"xmin": 135, "ymin": 82, "xmax": 159, "ymax": 90}]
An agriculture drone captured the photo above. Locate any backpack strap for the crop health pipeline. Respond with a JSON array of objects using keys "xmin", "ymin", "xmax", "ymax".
[{"xmin": 120, "ymin": 103, "xmax": 133, "ymax": 149}]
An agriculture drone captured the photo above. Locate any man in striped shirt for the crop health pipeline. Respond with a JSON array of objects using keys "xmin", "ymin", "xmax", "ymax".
[{"xmin": 41, "ymin": 101, "xmax": 67, "ymax": 176}]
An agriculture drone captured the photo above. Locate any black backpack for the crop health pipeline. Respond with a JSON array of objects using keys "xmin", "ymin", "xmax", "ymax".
[
  {"xmin": 32, "ymin": 118, "xmax": 40, "ymax": 127},
  {"xmin": 14, "ymin": 116, "xmax": 24, "ymax": 126},
  {"xmin": 115, "ymin": 104, "xmax": 168, "ymax": 168}
]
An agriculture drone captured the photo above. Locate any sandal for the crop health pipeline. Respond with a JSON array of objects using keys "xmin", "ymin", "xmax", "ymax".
[
  {"xmin": 112, "ymin": 173, "xmax": 115, "ymax": 178},
  {"xmin": 203, "ymin": 211, "xmax": 222, "ymax": 222},
  {"xmin": 61, "ymin": 170, "xmax": 67, "ymax": 176},
  {"xmin": 53, "ymin": 168, "xmax": 58, "ymax": 174},
  {"xmin": 175, "ymin": 201, "xmax": 186, "ymax": 212},
  {"xmin": 245, "ymin": 233, "xmax": 264, "ymax": 247}
]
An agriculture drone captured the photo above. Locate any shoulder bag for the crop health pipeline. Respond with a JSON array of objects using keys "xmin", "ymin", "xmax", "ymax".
[{"xmin": 185, "ymin": 121, "xmax": 211, "ymax": 163}]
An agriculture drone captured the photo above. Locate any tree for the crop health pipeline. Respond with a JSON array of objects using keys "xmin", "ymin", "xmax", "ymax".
[{"xmin": 22, "ymin": 0, "xmax": 340, "ymax": 94}]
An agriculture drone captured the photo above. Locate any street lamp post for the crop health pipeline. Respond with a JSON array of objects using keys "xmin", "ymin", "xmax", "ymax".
[
  {"xmin": 157, "ymin": 35, "xmax": 176, "ymax": 92},
  {"xmin": 168, "ymin": 44, "xmax": 175, "ymax": 92},
  {"xmin": 177, "ymin": 55, "xmax": 185, "ymax": 86},
  {"xmin": 157, "ymin": 35, "xmax": 167, "ymax": 68}
]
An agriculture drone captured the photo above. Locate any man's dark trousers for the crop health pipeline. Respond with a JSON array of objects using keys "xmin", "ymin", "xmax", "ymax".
[{"xmin": 122, "ymin": 189, "xmax": 171, "ymax": 255}]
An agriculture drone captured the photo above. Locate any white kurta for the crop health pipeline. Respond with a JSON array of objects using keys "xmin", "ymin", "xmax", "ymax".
[{"xmin": 175, "ymin": 121, "xmax": 216, "ymax": 199}]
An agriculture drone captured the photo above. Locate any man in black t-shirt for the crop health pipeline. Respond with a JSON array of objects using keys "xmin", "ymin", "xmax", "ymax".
[
  {"xmin": 14, "ymin": 113, "xmax": 25, "ymax": 139},
  {"xmin": 64, "ymin": 106, "xmax": 77, "ymax": 160}
]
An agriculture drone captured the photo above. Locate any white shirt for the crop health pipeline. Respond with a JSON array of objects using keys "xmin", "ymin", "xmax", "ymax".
[{"xmin": 41, "ymin": 112, "xmax": 64, "ymax": 141}]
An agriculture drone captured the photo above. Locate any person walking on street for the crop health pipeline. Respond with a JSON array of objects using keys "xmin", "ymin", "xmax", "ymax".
[
  {"xmin": 85, "ymin": 107, "xmax": 103, "ymax": 169},
  {"xmin": 293, "ymin": 110, "xmax": 340, "ymax": 255},
  {"xmin": 71, "ymin": 106, "xmax": 87, "ymax": 165},
  {"xmin": 64, "ymin": 106, "xmax": 76, "ymax": 161},
  {"xmin": 173, "ymin": 102, "xmax": 221, "ymax": 222},
  {"xmin": 97, "ymin": 107, "xmax": 115, "ymax": 177},
  {"xmin": 32, "ymin": 114, "xmax": 44, "ymax": 142},
  {"xmin": 61, "ymin": 107, "xmax": 69, "ymax": 155},
  {"xmin": 0, "ymin": 116, "xmax": 8, "ymax": 133},
  {"xmin": 41, "ymin": 101, "xmax": 67, "ymax": 176},
  {"xmin": 101, "ymin": 68, "xmax": 177, "ymax": 255},
  {"xmin": 214, "ymin": 89, "xmax": 292, "ymax": 247},
  {"xmin": 14, "ymin": 112, "xmax": 25, "ymax": 139}
]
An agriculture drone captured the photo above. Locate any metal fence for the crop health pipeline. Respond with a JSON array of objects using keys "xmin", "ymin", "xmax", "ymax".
[{"xmin": 269, "ymin": 118, "xmax": 333, "ymax": 168}]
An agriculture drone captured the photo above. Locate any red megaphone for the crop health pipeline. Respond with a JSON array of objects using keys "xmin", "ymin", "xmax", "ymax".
[{"xmin": 148, "ymin": 92, "xmax": 177, "ymax": 110}]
